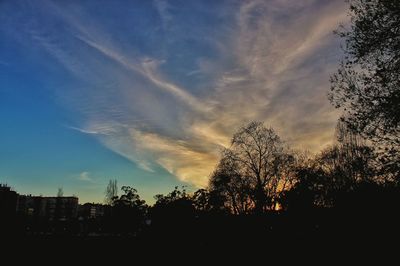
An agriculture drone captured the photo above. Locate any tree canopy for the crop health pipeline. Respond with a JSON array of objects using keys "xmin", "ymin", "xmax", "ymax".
[
  {"xmin": 210, "ymin": 121, "xmax": 296, "ymax": 214},
  {"xmin": 329, "ymin": 0, "xmax": 400, "ymax": 178}
]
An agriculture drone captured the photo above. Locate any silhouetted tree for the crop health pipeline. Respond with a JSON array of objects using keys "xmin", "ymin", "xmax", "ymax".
[
  {"xmin": 280, "ymin": 166, "xmax": 329, "ymax": 211},
  {"xmin": 191, "ymin": 189, "xmax": 209, "ymax": 211},
  {"xmin": 281, "ymin": 122, "xmax": 377, "ymax": 209},
  {"xmin": 150, "ymin": 186, "xmax": 196, "ymax": 235},
  {"xmin": 153, "ymin": 186, "xmax": 189, "ymax": 205},
  {"xmin": 57, "ymin": 187, "xmax": 63, "ymax": 197},
  {"xmin": 113, "ymin": 186, "xmax": 147, "ymax": 210},
  {"xmin": 334, "ymin": 121, "xmax": 377, "ymax": 181},
  {"xmin": 209, "ymin": 149, "xmax": 253, "ymax": 214},
  {"xmin": 315, "ymin": 122, "xmax": 376, "ymax": 194},
  {"xmin": 152, "ymin": 186, "xmax": 194, "ymax": 216},
  {"xmin": 329, "ymin": 0, "xmax": 400, "ymax": 179},
  {"xmin": 210, "ymin": 121, "xmax": 294, "ymax": 214},
  {"xmin": 111, "ymin": 186, "xmax": 147, "ymax": 234},
  {"xmin": 105, "ymin": 179, "xmax": 118, "ymax": 205},
  {"xmin": 191, "ymin": 188, "xmax": 224, "ymax": 213}
]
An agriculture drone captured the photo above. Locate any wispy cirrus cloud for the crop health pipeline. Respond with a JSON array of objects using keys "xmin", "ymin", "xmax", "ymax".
[
  {"xmin": 67, "ymin": 126, "xmax": 108, "ymax": 135},
  {"xmin": 211, "ymin": 0, "xmax": 348, "ymax": 151},
  {"xmin": 1, "ymin": 0, "xmax": 348, "ymax": 187}
]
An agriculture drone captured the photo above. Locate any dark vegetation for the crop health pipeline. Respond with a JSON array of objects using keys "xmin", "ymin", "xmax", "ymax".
[{"xmin": 0, "ymin": 0, "xmax": 399, "ymax": 259}]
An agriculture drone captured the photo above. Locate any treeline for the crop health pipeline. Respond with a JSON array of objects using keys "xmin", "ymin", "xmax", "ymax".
[{"xmin": 95, "ymin": 120, "xmax": 398, "ymax": 238}]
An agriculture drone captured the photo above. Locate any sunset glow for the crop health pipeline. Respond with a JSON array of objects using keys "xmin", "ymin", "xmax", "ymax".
[{"xmin": 0, "ymin": 0, "xmax": 348, "ymax": 203}]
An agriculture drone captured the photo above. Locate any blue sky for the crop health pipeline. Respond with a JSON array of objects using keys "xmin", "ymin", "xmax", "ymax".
[{"xmin": 0, "ymin": 0, "xmax": 348, "ymax": 204}]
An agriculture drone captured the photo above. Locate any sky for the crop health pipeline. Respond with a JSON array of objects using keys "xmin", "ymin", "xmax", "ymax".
[{"xmin": 0, "ymin": 0, "xmax": 348, "ymax": 204}]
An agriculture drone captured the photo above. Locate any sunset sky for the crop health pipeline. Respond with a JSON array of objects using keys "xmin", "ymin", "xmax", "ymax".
[{"xmin": 0, "ymin": 0, "xmax": 348, "ymax": 203}]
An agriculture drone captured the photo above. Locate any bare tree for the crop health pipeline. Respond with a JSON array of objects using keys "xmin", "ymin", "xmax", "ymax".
[
  {"xmin": 335, "ymin": 121, "xmax": 377, "ymax": 182},
  {"xmin": 210, "ymin": 121, "xmax": 292, "ymax": 214},
  {"xmin": 105, "ymin": 179, "xmax": 118, "ymax": 205},
  {"xmin": 209, "ymin": 149, "xmax": 253, "ymax": 214},
  {"xmin": 232, "ymin": 122, "xmax": 295, "ymax": 213},
  {"xmin": 57, "ymin": 187, "xmax": 64, "ymax": 197},
  {"xmin": 317, "ymin": 121, "xmax": 377, "ymax": 188}
]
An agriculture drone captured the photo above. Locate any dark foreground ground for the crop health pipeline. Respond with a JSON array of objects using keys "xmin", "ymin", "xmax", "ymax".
[
  {"xmin": 1, "ymin": 213, "xmax": 398, "ymax": 263},
  {"xmin": 2, "ymin": 232, "xmax": 396, "ymax": 263}
]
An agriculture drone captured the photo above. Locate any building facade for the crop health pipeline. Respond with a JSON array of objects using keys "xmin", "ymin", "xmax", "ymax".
[{"xmin": 15, "ymin": 194, "xmax": 78, "ymax": 221}]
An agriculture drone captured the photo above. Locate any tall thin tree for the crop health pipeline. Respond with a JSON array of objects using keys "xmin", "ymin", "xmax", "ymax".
[
  {"xmin": 105, "ymin": 179, "xmax": 118, "ymax": 205},
  {"xmin": 57, "ymin": 187, "xmax": 64, "ymax": 197}
]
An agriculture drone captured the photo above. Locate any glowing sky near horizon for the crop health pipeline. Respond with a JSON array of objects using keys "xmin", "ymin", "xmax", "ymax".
[{"xmin": 0, "ymin": 0, "xmax": 348, "ymax": 203}]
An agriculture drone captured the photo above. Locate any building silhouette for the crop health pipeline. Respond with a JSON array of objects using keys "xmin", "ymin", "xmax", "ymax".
[
  {"xmin": 78, "ymin": 203, "xmax": 109, "ymax": 219},
  {"xmin": 0, "ymin": 184, "xmax": 18, "ymax": 217},
  {"xmin": 0, "ymin": 185, "xmax": 78, "ymax": 221},
  {"xmin": 17, "ymin": 195, "xmax": 78, "ymax": 221}
]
